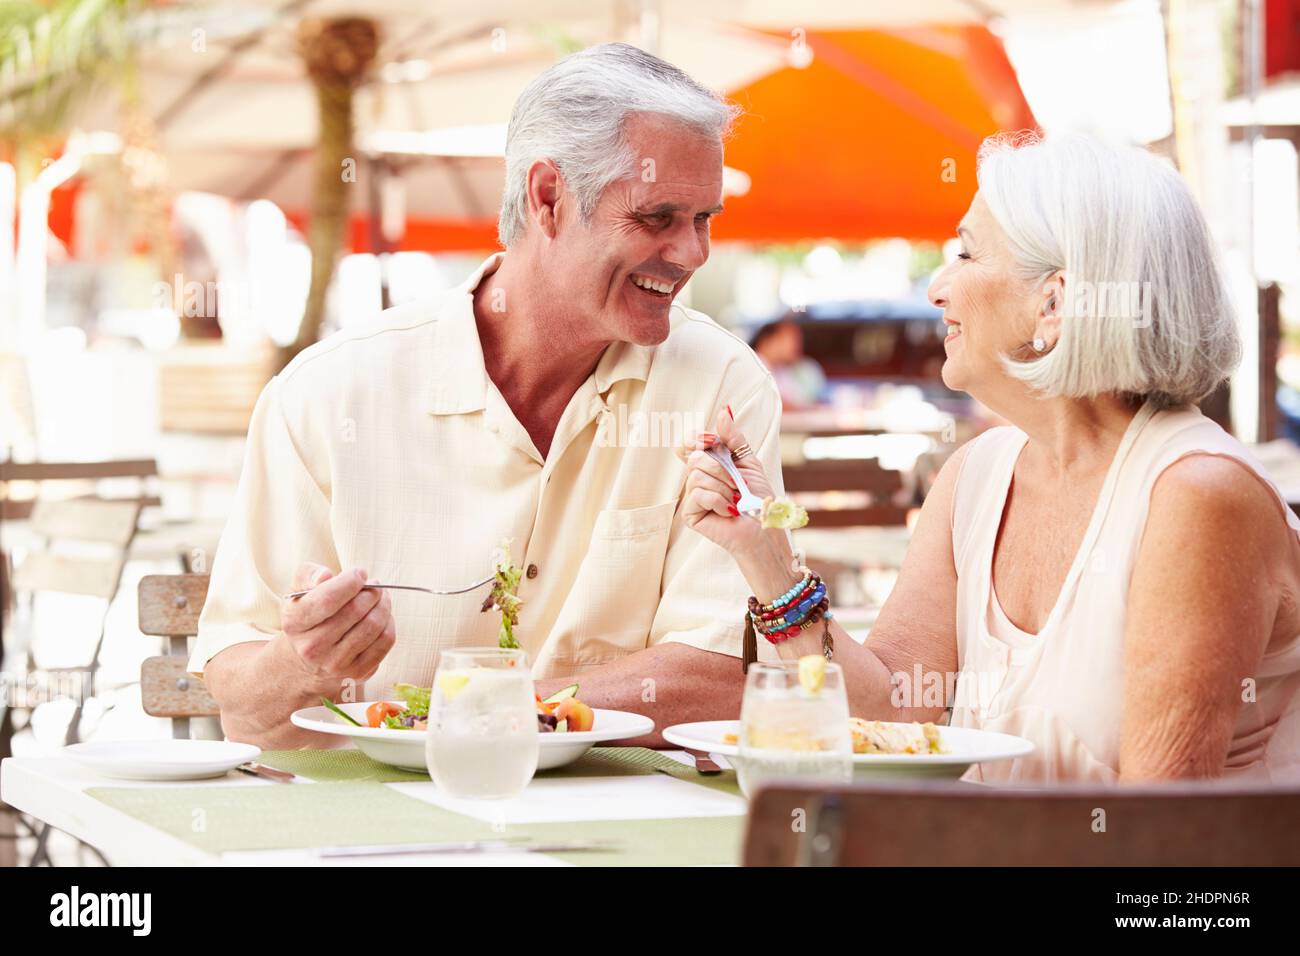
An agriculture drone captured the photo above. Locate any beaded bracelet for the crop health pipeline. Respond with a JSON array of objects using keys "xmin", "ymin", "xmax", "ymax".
[
  {"xmin": 748, "ymin": 570, "xmax": 819, "ymax": 619},
  {"xmin": 748, "ymin": 578, "xmax": 825, "ymax": 630},
  {"xmin": 741, "ymin": 579, "xmax": 835, "ymax": 672},
  {"xmin": 758, "ymin": 597, "xmax": 828, "ymax": 635},
  {"xmin": 753, "ymin": 567, "xmax": 814, "ymax": 611},
  {"xmin": 753, "ymin": 600, "xmax": 830, "ymax": 643}
]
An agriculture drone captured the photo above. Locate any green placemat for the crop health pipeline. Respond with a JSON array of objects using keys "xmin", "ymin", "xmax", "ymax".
[
  {"xmin": 84, "ymin": 781, "xmax": 743, "ymax": 866},
  {"xmin": 565, "ymin": 747, "xmax": 743, "ymax": 798},
  {"xmin": 258, "ymin": 745, "xmax": 743, "ymax": 798},
  {"xmin": 258, "ymin": 748, "xmax": 427, "ymax": 783}
]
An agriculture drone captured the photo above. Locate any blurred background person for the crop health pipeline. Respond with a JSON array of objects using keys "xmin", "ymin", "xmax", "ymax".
[{"xmin": 750, "ymin": 316, "xmax": 827, "ymax": 409}]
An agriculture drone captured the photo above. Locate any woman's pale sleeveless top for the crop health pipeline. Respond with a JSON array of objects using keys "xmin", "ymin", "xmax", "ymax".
[{"xmin": 949, "ymin": 400, "xmax": 1300, "ymax": 784}]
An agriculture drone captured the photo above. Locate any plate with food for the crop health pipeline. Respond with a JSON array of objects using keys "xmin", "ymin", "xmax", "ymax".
[
  {"xmin": 290, "ymin": 682, "xmax": 654, "ymax": 772},
  {"xmin": 662, "ymin": 718, "xmax": 1034, "ymax": 779}
]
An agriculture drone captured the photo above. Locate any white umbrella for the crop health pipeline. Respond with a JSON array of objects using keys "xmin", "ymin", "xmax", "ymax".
[{"xmin": 72, "ymin": 0, "xmax": 794, "ymax": 221}]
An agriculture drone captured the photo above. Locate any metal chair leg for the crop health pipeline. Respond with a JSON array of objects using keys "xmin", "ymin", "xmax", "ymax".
[{"xmin": 27, "ymin": 819, "xmax": 52, "ymax": 866}]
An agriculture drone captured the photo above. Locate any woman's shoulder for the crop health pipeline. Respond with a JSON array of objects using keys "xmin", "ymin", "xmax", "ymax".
[
  {"xmin": 1140, "ymin": 405, "xmax": 1300, "ymax": 555},
  {"xmin": 949, "ymin": 422, "xmax": 1024, "ymax": 491}
]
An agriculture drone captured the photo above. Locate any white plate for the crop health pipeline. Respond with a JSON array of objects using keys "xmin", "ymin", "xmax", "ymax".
[
  {"xmin": 63, "ymin": 739, "xmax": 262, "ymax": 781},
  {"xmin": 290, "ymin": 702, "xmax": 655, "ymax": 773},
  {"xmin": 662, "ymin": 720, "xmax": 1035, "ymax": 779}
]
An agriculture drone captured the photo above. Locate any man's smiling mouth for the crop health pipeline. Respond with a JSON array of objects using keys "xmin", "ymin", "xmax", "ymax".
[{"xmin": 630, "ymin": 274, "xmax": 675, "ymax": 296}]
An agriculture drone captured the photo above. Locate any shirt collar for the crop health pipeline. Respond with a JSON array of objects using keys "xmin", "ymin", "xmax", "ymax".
[
  {"xmin": 428, "ymin": 252, "xmax": 661, "ymax": 414},
  {"xmin": 427, "ymin": 254, "xmax": 500, "ymax": 416}
]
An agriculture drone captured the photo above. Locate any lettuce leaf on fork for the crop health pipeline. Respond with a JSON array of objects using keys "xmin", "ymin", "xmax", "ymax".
[
  {"xmin": 481, "ymin": 539, "xmax": 525, "ymax": 649},
  {"xmin": 760, "ymin": 496, "xmax": 810, "ymax": 530}
]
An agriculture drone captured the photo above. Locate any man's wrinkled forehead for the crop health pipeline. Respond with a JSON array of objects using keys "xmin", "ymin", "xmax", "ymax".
[{"xmin": 620, "ymin": 112, "xmax": 724, "ymax": 199}]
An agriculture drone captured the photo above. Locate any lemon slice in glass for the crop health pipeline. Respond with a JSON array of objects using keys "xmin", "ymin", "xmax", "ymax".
[
  {"xmin": 798, "ymin": 654, "xmax": 826, "ymax": 694},
  {"xmin": 436, "ymin": 671, "xmax": 471, "ymax": 701}
]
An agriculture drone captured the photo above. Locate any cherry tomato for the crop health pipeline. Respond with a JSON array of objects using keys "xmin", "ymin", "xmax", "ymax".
[{"xmin": 366, "ymin": 701, "xmax": 403, "ymax": 728}]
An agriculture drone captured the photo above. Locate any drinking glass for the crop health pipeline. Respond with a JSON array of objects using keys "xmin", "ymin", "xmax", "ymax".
[
  {"xmin": 734, "ymin": 660, "xmax": 852, "ymax": 797},
  {"xmin": 425, "ymin": 647, "xmax": 539, "ymax": 799}
]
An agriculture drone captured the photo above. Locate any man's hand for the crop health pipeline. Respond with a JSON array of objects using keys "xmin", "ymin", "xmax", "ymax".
[
  {"xmin": 205, "ymin": 562, "xmax": 397, "ymax": 748},
  {"xmin": 281, "ymin": 563, "xmax": 397, "ymax": 689}
]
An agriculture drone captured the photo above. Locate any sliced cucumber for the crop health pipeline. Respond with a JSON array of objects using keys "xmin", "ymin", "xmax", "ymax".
[
  {"xmin": 320, "ymin": 697, "xmax": 361, "ymax": 727},
  {"xmin": 555, "ymin": 718, "xmax": 568, "ymax": 733},
  {"xmin": 542, "ymin": 684, "xmax": 579, "ymax": 705}
]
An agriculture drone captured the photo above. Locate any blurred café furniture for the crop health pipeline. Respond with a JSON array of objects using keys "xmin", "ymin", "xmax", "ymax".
[
  {"xmin": 158, "ymin": 342, "xmax": 273, "ymax": 435},
  {"xmin": 0, "ymin": 458, "xmax": 160, "ymax": 523},
  {"xmin": 783, "ymin": 457, "xmax": 909, "ymax": 528},
  {"xmin": 137, "ymin": 573, "xmax": 219, "ymax": 740},
  {"xmin": 1, "ymin": 498, "xmax": 142, "ymax": 757},
  {"xmin": 743, "ymin": 782, "xmax": 1300, "ymax": 866},
  {"xmin": 150, "ymin": 342, "xmax": 275, "ymax": 567}
]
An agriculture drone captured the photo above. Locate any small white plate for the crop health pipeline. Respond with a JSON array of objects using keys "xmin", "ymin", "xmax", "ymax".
[
  {"xmin": 290, "ymin": 702, "xmax": 654, "ymax": 772},
  {"xmin": 662, "ymin": 720, "xmax": 1035, "ymax": 779},
  {"xmin": 63, "ymin": 739, "xmax": 261, "ymax": 781}
]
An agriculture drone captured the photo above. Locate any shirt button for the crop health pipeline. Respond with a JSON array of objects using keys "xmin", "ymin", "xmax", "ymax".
[{"xmin": 526, "ymin": 564, "xmax": 539, "ymax": 579}]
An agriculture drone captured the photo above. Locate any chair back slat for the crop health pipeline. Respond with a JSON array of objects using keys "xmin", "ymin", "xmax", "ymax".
[
  {"xmin": 138, "ymin": 574, "xmax": 210, "ymax": 637},
  {"xmin": 0, "ymin": 459, "xmax": 158, "ymax": 481},
  {"xmin": 782, "ymin": 459, "xmax": 904, "ymax": 495},
  {"xmin": 29, "ymin": 498, "xmax": 141, "ymax": 546},
  {"xmin": 140, "ymin": 656, "xmax": 220, "ymax": 718},
  {"xmin": 744, "ymin": 783, "xmax": 1300, "ymax": 866},
  {"xmin": 12, "ymin": 552, "xmax": 126, "ymax": 600}
]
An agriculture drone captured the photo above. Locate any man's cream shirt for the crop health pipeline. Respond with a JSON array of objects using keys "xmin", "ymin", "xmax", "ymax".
[{"xmin": 191, "ymin": 254, "xmax": 786, "ymax": 692}]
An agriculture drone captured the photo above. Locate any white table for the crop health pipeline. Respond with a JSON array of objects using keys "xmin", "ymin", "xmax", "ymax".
[{"xmin": 0, "ymin": 749, "xmax": 744, "ymax": 866}]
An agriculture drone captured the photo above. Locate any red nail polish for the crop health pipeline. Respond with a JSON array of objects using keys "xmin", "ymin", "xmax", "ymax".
[
  {"xmin": 727, "ymin": 505, "xmax": 739, "ymax": 517},
  {"xmin": 732, "ymin": 492, "xmax": 740, "ymax": 503},
  {"xmin": 726, "ymin": 404, "xmax": 734, "ymax": 420}
]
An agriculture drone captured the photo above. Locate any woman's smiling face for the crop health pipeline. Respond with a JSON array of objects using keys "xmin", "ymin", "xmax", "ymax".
[{"xmin": 927, "ymin": 193, "xmax": 1043, "ymax": 396}]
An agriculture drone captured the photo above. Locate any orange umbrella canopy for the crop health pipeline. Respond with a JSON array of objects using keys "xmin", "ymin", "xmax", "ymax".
[
  {"xmin": 362, "ymin": 25, "xmax": 1035, "ymax": 252},
  {"xmin": 49, "ymin": 24, "xmax": 1034, "ymax": 253},
  {"xmin": 713, "ymin": 26, "xmax": 1036, "ymax": 244}
]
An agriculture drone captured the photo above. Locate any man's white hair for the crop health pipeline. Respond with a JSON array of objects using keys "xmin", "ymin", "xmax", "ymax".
[
  {"xmin": 497, "ymin": 42, "xmax": 738, "ymax": 248},
  {"xmin": 977, "ymin": 131, "xmax": 1241, "ymax": 408}
]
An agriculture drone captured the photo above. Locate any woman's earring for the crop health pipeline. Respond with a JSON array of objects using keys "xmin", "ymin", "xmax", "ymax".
[{"xmin": 1032, "ymin": 336, "xmax": 1046, "ymax": 352}]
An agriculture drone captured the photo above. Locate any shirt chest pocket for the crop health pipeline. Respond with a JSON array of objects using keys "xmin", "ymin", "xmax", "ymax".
[{"xmin": 552, "ymin": 500, "xmax": 679, "ymax": 667}]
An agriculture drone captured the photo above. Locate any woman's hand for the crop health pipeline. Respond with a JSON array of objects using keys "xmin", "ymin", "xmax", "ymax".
[{"xmin": 676, "ymin": 409, "xmax": 773, "ymax": 554}]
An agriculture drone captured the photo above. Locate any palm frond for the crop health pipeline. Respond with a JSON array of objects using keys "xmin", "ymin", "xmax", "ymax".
[{"xmin": 0, "ymin": 0, "xmax": 140, "ymax": 145}]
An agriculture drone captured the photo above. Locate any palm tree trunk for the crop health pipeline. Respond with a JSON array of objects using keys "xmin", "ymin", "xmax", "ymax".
[
  {"xmin": 278, "ymin": 17, "xmax": 378, "ymax": 371},
  {"xmin": 282, "ymin": 78, "xmax": 353, "ymax": 370}
]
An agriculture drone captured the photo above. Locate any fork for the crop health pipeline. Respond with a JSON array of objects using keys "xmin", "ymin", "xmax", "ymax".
[
  {"xmin": 283, "ymin": 574, "xmax": 495, "ymax": 601},
  {"xmin": 704, "ymin": 444, "xmax": 765, "ymax": 519}
]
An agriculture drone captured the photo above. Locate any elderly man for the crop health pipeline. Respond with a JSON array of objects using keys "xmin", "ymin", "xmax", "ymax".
[{"xmin": 191, "ymin": 43, "xmax": 784, "ymax": 748}]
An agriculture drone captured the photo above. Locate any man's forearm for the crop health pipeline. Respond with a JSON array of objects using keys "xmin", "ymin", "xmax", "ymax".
[
  {"xmin": 204, "ymin": 636, "xmax": 339, "ymax": 749},
  {"xmin": 535, "ymin": 642, "xmax": 744, "ymax": 748}
]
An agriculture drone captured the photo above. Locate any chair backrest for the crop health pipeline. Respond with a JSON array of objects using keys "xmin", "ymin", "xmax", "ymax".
[
  {"xmin": 782, "ymin": 459, "xmax": 909, "ymax": 527},
  {"xmin": 137, "ymin": 573, "xmax": 219, "ymax": 735},
  {"xmin": 11, "ymin": 499, "xmax": 142, "ymax": 600},
  {"xmin": 0, "ymin": 459, "xmax": 161, "ymax": 521},
  {"xmin": 743, "ymin": 781, "xmax": 1300, "ymax": 866},
  {"xmin": 138, "ymin": 573, "xmax": 210, "ymax": 638}
]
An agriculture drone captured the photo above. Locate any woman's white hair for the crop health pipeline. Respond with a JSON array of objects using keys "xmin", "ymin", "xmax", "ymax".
[
  {"xmin": 497, "ymin": 42, "xmax": 738, "ymax": 247},
  {"xmin": 977, "ymin": 131, "xmax": 1241, "ymax": 408}
]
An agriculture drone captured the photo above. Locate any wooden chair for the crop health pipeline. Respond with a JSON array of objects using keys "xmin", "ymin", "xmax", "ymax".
[
  {"xmin": 1, "ymin": 498, "xmax": 142, "ymax": 753},
  {"xmin": 137, "ymin": 573, "xmax": 219, "ymax": 738},
  {"xmin": 0, "ymin": 458, "xmax": 161, "ymax": 521},
  {"xmin": 743, "ymin": 781, "xmax": 1300, "ymax": 866},
  {"xmin": 782, "ymin": 458, "xmax": 910, "ymax": 527}
]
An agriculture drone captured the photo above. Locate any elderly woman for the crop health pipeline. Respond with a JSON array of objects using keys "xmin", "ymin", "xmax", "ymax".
[{"xmin": 682, "ymin": 133, "xmax": 1300, "ymax": 784}]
